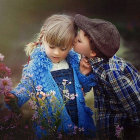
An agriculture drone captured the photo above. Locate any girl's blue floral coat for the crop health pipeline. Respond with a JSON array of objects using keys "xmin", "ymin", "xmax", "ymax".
[{"xmin": 10, "ymin": 45, "xmax": 96, "ymax": 137}]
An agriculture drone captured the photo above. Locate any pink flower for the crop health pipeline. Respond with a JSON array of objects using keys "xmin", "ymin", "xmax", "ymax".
[
  {"xmin": 75, "ymin": 94, "xmax": 78, "ymax": 97},
  {"xmin": 24, "ymin": 125, "xmax": 29, "ymax": 129},
  {"xmin": 40, "ymin": 126, "xmax": 45, "ymax": 130},
  {"xmin": 28, "ymin": 100, "xmax": 38, "ymax": 110},
  {"xmin": 70, "ymin": 94, "xmax": 75, "ymax": 100},
  {"xmin": 50, "ymin": 90, "xmax": 56, "ymax": 96},
  {"xmin": 115, "ymin": 125, "xmax": 124, "ymax": 138},
  {"xmin": 0, "ymin": 77, "xmax": 12, "ymax": 94},
  {"xmin": 74, "ymin": 125, "xmax": 78, "ymax": 130},
  {"xmin": 0, "ymin": 126, "xmax": 4, "ymax": 130},
  {"xmin": 5, "ymin": 66, "xmax": 11, "ymax": 75},
  {"xmin": 62, "ymin": 79, "xmax": 68, "ymax": 82},
  {"xmin": 36, "ymin": 85, "xmax": 43, "ymax": 92},
  {"xmin": 79, "ymin": 127, "xmax": 84, "ymax": 132},
  {"xmin": 32, "ymin": 111, "xmax": 38, "ymax": 120},
  {"xmin": 48, "ymin": 119, "xmax": 51, "ymax": 123},
  {"xmin": 0, "ymin": 53, "xmax": 4, "ymax": 61},
  {"xmin": 62, "ymin": 79, "xmax": 68, "ymax": 86},
  {"xmin": 68, "ymin": 124, "xmax": 72, "ymax": 128},
  {"xmin": 0, "ymin": 63, "xmax": 11, "ymax": 78},
  {"xmin": 57, "ymin": 133, "xmax": 62, "ymax": 139}
]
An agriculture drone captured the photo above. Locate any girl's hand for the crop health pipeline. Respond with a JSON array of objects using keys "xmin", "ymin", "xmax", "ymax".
[
  {"xmin": 4, "ymin": 93, "xmax": 17, "ymax": 105},
  {"xmin": 80, "ymin": 57, "xmax": 92, "ymax": 75}
]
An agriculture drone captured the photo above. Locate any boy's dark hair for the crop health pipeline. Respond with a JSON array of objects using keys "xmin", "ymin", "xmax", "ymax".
[{"xmin": 74, "ymin": 14, "xmax": 120, "ymax": 58}]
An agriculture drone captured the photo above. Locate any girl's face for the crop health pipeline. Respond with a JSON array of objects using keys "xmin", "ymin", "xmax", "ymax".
[
  {"xmin": 43, "ymin": 41, "xmax": 71, "ymax": 63},
  {"xmin": 74, "ymin": 30, "xmax": 96, "ymax": 58}
]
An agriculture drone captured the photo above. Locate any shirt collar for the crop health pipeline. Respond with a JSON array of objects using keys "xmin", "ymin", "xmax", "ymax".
[
  {"xmin": 89, "ymin": 57, "xmax": 109, "ymax": 69},
  {"xmin": 89, "ymin": 55, "xmax": 126, "ymax": 80},
  {"xmin": 30, "ymin": 44, "xmax": 79, "ymax": 70},
  {"xmin": 89, "ymin": 57, "xmax": 104, "ymax": 65},
  {"xmin": 89, "ymin": 57, "xmax": 109, "ymax": 80},
  {"xmin": 51, "ymin": 60, "xmax": 69, "ymax": 71}
]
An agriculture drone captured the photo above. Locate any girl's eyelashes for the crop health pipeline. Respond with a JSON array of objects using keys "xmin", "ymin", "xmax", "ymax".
[
  {"xmin": 49, "ymin": 45, "xmax": 55, "ymax": 49},
  {"xmin": 49, "ymin": 45, "xmax": 67, "ymax": 51},
  {"xmin": 50, "ymin": 47, "xmax": 55, "ymax": 49},
  {"xmin": 61, "ymin": 48, "xmax": 67, "ymax": 51}
]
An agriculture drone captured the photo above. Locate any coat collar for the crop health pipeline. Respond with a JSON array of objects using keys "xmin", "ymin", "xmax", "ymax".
[{"xmin": 30, "ymin": 44, "xmax": 79, "ymax": 71}]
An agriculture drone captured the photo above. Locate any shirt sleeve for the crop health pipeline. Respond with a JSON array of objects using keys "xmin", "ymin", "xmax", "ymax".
[
  {"xmin": 108, "ymin": 70, "xmax": 140, "ymax": 124},
  {"xmin": 77, "ymin": 70, "xmax": 96, "ymax": 93}
]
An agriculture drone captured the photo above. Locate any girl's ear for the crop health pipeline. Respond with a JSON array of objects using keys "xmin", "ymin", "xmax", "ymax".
[{"xmin": 90, "ymin": 50, "xmax": 96, "ymax": 58}]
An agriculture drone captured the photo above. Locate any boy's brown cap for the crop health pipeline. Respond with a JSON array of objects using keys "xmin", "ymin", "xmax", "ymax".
[{"xmin": 74, "ymin": 14, "xmax": 120, "ymax": 58}]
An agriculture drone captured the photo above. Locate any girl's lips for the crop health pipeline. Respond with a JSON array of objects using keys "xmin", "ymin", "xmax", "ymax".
[
  {"xmin": 51, "ymin": 56, "xmax": 61, "ymax": 62},
  {"xmin": 52, "ymin": 56, "xmax": 60, "ymax": 59}
]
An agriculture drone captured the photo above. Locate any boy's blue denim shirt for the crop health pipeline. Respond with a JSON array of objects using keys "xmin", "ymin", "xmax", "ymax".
[{"xmin": 89, "ymin": 55, "xmax": 140, "ymax": 134}]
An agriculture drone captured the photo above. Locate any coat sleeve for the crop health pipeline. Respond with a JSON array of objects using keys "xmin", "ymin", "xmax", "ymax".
[
  {"xmin": 10, "ymin": 64, "xmax": 35, "ymax": 107},
  {"xmin": 76, "ymin": 70, "xmax": 96, "ymax": 93}
]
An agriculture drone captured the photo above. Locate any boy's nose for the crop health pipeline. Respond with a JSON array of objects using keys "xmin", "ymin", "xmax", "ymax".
[{"xmin": 74, "ymin": 37, "xmax": 78, "ymax": 45}]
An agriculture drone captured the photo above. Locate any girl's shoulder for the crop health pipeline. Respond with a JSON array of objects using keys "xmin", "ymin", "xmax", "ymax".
[
  {"xmin": 30, "ymin": 46, "xmax": 46, "ymax": 60},
  {"xmin": 27, "ymin": 46, "xmax": 52, "ymax": 70},
  {"xmin": 67, "ymin": 50, "xmax": 80, "ymax": 68}
]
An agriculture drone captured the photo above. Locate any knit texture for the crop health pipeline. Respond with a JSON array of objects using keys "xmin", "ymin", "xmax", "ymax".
[{"xmin": 10, "ymin": 45, "xmax": 96, "ymax": 137}]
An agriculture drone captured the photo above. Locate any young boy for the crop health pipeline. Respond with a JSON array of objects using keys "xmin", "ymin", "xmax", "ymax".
[{"xmin": 74, "ymin": 14, "xmax": 140, "ymax": 140}]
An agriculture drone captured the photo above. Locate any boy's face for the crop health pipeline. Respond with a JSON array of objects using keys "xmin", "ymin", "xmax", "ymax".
[
  {"xmin": 43, "ymin": 41, "xmax": 71, "ymax": 63},
  {"xmin": 73, "ymin": 30, "xmax": 96, "ymax": 58}
]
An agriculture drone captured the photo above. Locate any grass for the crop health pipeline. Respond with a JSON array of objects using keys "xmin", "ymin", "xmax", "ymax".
[{"xmin": 85, "ymin": 89, "xmax": 98, "ymax": 125}]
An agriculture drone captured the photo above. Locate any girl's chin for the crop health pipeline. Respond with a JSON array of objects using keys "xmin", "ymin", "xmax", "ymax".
[
  {"xmin": 51, "ymin": 60, "xmax": 60, "ymax": 63},
  {"xmin": 51, "ymin": 59, "xmax": 61, "ymax": 63}
]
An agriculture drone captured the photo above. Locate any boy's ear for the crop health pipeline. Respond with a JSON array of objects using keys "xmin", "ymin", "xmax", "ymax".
[{"xmin": 90, "ymin": 50, "xmax": 96, "ymax": 58}]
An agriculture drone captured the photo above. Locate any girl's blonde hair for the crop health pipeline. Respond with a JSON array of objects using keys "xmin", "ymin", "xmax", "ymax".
[{"xmin": 25, "ymin": 14, "xmax": 77, "ymax": 56}]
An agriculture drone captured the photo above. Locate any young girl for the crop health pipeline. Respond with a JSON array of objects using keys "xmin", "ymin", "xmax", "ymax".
[{"xmin": 4, "ymin": 14, "xmax": 96, "ymax": 139}]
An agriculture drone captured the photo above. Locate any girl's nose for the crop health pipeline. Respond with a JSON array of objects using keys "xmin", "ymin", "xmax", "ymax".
[{"xmin": 53, "ymin": 48, "xmax": 60, "ymax": 55}]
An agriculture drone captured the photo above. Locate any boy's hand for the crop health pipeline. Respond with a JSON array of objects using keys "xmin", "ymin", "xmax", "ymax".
[
  {"xmin": 80, "ymin": 57, "xmax": 92, "ymax": 75},
  {"xmin": 4, "ymin": 93, "xmax": 17, "ymax": 105}
]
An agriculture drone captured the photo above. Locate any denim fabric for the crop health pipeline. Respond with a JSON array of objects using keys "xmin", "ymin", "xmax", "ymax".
[{"xmin": 51, "ymin": 68, "xmax": 78, "ymax": 125}]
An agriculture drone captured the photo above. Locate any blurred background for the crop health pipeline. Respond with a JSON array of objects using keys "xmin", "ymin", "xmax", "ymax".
[{"xmin": 0, "ymin": 0, "xmax": 140, "ymax": 85}]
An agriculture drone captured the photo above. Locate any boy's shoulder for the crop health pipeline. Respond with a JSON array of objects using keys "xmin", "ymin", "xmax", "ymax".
[
  {"xmin": 108, "ymin": 55, "xmax": 126, "ymax": 72},
  {"xmin": 91, "ymin": 55, "xmax": 139, "ymax": 83},
  {"xmin": 105, "ymin": 55, "xmax": 139, "ymax": 78},
  {"xmin": 90, "ymin": 55, "xmax": 126, "ymax": 71},
  {"xmin": 90, "ymin": 56, "xmax": 129, "ymax": 79}
]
